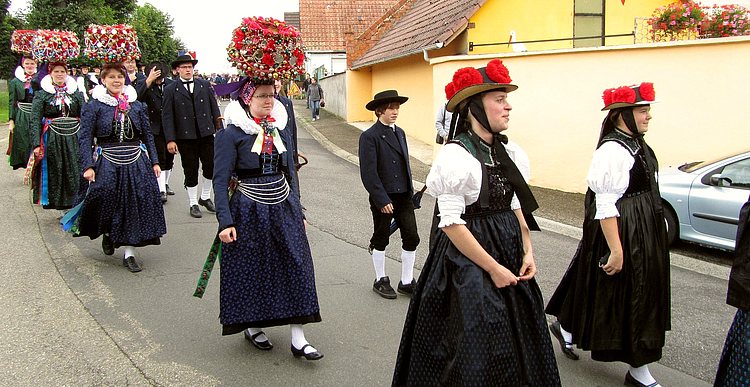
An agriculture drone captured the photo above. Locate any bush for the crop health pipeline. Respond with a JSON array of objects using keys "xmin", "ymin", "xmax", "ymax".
[
  {"xmin": 701, "ymin": 4, "xmax": 750, "ymax": 38},
  {"xmin": 649, "ymin": 1, "xmax": 705, "ymax": 37}
]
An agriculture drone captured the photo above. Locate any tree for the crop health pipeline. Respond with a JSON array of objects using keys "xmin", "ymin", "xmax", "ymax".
[
  {"xmin": 130, "ymin": 3, "xmax": 184, "ymax": 66},
  {"xmin": 108, "ymin": 0, "xmax": 136, "ymax": 21},
  {"xmin": 25, "ymin": 0, "xmax": 116, "ymax": 41},
  {"xmin": 0, "ymin": 0, "xmax": 25, "ymax": 78}
]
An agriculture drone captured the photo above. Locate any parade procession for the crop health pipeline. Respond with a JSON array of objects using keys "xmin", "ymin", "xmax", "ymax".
[{"xmin": 1, "ymin": 0, "xmax": 749, "ymax": 386}]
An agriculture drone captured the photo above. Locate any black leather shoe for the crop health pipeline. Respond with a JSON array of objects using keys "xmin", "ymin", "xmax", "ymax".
[
  {"xmin": 189, "ymin": 205, "xmax": 202, "ymax": 218},
  {"xmin": 160, "ymin": 192, "xmax": 168, "ymax": 204},
  {"xmin": 549, "ymin": 321, "xmax": 579, "ymax": 360},
  {"xmin": 244, "ymin": 330, "xmax": 273, "ymax": 350},
  {"xmin": 373, "ymin": 276, "xmax": 397, "ymax": 299},
  {"xmin": 291, "ymin": 344, "xmax": 323, "ymax": 360},
  {"xmin": 397, "ymin": 279, "xmax": 417, "ymax": 295},
  {"xmin": 624, "ymin": 372, "xmax": 660, "ymax": 387},
  {"xmin": 198, "ymin": 198, "xmax": 216, "ymax": 212},
  {"xmin": 165, "ymin": 184, "xmax": 175, "ymax": 195},
  {"xmin": 102, "ymin": 234, "xmax": 115, "ymax": 256},
  {"xmin": 123, "ymin": 256, "xmax": 142, "ymax": 273}
]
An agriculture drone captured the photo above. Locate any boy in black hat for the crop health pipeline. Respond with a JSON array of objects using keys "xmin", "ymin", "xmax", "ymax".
[
  {"xmin": 162, "ymin": 54, "xmax": 223, "ymax": 218},
  {"xmin": 358, "ymin": 90, "xmax": 419, "ymax": 299}
]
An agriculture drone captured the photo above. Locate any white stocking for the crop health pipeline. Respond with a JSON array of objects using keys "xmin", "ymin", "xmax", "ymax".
[
  {"xmin": 290, "ymin": 324, "xmax": 317, "ymax": 354},
  {"xmin": 400, "ymin": 249, "xmax": 416, "ymax": 284},
  {"xmin": 372, "ymin": 249, "xmax": 386, "ymax": 279}
]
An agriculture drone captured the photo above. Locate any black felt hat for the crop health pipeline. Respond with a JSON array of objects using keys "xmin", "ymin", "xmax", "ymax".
[
  {"xmin": 365, "ymin": 90, "xmax": 409, "ymax": 111},
  {"xmin": 171, "ymin": 54, "xmax": 198, "ymax": 69}
]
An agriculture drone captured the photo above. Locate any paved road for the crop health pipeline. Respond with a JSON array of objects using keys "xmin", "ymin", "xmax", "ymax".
[{"xmin": 0, "ymin": 110, "xmax": 730, "ymax": 386}]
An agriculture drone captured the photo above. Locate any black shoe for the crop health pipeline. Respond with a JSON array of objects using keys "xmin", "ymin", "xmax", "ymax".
[
  {"xmin": 373, "ymin": 276, "xmax": 397, "ymax": 299},
  {"xmin": 189, "ymin": 205, "xmax": 202, "ymax": 218},
  {"xmin": 549, "ymin": 321, "xmax": 579, "ymax": 360},
  {"xmin": 160, "ymin": 192, "xmax": 168, "ymax": 204},
  {"xmin": 123, "ymin": 256, "xmax": 142, "ymax": 273},
  {"xmin": 102, "ymin": 234, "xmax": 115, "ymax": 256},
  {"xmin": 397, "ymin": 279, "xmax": 417, "ymax": 295},
  {"xmin": 624, "ymin": 372, "xmax": 660, "ymax": 387},
  {"xmin": 198, "ymin": 198, "xmax": 216, "ymax": 212},
  {"xmin": 291, "ymin": 344, "xmax": 323, "ymax": 361},
  {"xmin": 165, "ymin": 184, "xmax": 175, "ymax": 195},
  {"xmin": 244, "ymin": 330, "xmax": 273, "ymax": 350}
]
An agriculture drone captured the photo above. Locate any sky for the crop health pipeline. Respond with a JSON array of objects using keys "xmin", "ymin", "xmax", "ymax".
[{"xmin": 8, "ymin": 0, "xmax": 300, "ymax": 73}]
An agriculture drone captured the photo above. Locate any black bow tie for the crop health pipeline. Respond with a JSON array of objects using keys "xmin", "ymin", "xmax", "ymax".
[{"xmin": 182, "ymin": 80, "xmax": 193, "ymax": 85}]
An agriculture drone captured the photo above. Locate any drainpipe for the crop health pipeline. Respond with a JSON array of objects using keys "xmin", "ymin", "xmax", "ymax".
[{"xmin": 423, "ymin": 41, "xmax": 445, "ymax": 61}]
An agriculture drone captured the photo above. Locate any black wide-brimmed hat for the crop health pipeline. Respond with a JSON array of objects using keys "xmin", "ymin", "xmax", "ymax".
[
  {"xmin": 171, "ymin": 54, "xmax": 197, "ymax": 69},
  {"xmin": 601, "ymin": 82, "xmax": 656, "ymax": 111},
  {"xmin": 365, "ymin": 90, "xmax": 409, "ymax": 111},
  {"xmin": 445, "ymin": 59, "xmax": 517, "ymax": 113}
]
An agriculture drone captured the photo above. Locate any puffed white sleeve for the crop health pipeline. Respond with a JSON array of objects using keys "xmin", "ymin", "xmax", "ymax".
[
  {"xmin": 503, "ymin": 141, "xmax": 530, "ymax": 211},
  {"xmin": 426, "ymin": 143, "xmax": 482, "ymax": 228},
  {"xmin": 587, "ymin": 141, "xmax": 635, "ymax": 219}
]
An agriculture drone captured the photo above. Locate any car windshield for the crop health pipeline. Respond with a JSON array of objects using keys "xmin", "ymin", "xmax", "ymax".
[{"xmin": 679, "ymin": 151, "xmax": 749, "ymax": 173}]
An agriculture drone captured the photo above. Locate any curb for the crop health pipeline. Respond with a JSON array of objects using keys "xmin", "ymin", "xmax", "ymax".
[{"xmin": 297, "ymin": 114, "xmax": 730, "ymax": 281}]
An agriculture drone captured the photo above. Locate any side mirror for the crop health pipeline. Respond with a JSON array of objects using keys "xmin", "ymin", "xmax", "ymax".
[{"xmin": 710, "ymin": 173, "xmax": 733, "ymax": 186}]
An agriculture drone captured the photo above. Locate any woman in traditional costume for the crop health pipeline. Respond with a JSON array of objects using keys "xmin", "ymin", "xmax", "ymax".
[
  {"xmin": 29, "ymin": 30, "xmax": 84, "ymax": 209},
  {"xmin": 545, "ymin": 83, "xmax": 670, "ymax": 387},
  {"xmin": 392, "ymin": 59, "xmax": 560, "ymax": 386},
  {"xmin": 211, "ymin": 16, "xmax": 322, "ymax": 360},
  {"xmin": 7, "ymin": 30, "xmax": 38, "ymax": 170},
  {"xmin": 63, "ymin": 25, "xmax": 165, "ymax": 273}
]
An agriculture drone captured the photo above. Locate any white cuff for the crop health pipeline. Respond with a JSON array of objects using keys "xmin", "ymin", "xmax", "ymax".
[
  {"xmin": 510, "ymin": 193, "xmax": 521, "ymax": 211},
  {"xmin": 594, "ymin": 193, "xmax": 621, "ymax": 219},
  {"xmin": 437, "ymin": 194, "xmax": 467, "ymax": 228}
]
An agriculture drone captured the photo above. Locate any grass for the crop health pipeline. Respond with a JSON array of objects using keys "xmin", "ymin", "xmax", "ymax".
[{"xmin": 0, "ymin": 91, "xmax": 8, "ymax": 123}]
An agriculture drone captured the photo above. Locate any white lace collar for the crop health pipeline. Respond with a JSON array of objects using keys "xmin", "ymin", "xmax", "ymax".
[
  {"xmin": 91, "ymin": 84, "xmax": 138, "ymax": 106},
  {"xmin": 41, "ymin": 75, "xmax": 78, "ymax": 94},
  {"xmin": 223, "ymin": 99, "xmax": 288, "ymax": 135},
  {"xmin": 15, "ymin": 66, "xmax": 35, "ymax": 82}
]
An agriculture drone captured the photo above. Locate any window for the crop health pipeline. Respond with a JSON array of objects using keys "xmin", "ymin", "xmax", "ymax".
[
  {"xmin": 574, "ymin": 0, "xmax": 605, "ymax": 47},
  {"xmin": 721, "ymin": 158, "xmax": 750, "ymax": 189}
]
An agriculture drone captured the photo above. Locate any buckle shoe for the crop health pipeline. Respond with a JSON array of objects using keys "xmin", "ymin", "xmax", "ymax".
[
  {"xmin": 198, "ymin": 198, "xmax": 216, "ymax": 212},
  {"xmin": 549, "ymin": 320, "xmax": 579, "ymax": 360},
  {"xmin": 244, "ymin": 330, "xmax": 273, "ymax": 350},
  {"xmin": 291, "ymin": 344, "xmax": 323, "ymax": 360},
  {"xmin": 373, "ymin": 276, "xmax": 397, "ymax": 299},
  {"xmin": 624, "ymin": 372, "xmax": 661, "ymax": 387},
  {"xmin": 397, "ymin": 279, "xmax": 417, "ymax": 295},
  {"xmin": 123, "ymin": 256, "xmax": 142, "ymax": 273},
  {"xmin": 189, "ymin": 205, "xmax": 202, "ymax": 218}
]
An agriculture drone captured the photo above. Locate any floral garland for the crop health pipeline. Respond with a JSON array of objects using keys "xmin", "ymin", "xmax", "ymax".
[
  {"xmin": 84, "ymin": 24, "xmax": 141, "ymax": 62},
  {"xmin": 31, "ymin": 30, "xmax": 80, "ymax": 63},
  {"xmin": 226, "ymin": 16, "xmax": 305, "ymax": 81},
  {"xmin": 11, "ymin": 30, "xmax": 37, "ymax": 55}
]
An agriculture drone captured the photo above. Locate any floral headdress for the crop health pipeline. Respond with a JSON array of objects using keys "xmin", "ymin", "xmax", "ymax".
[
  {"xmin": 30, "ymin": 30, "xmax": 80, "ymax": 63},
  {"xmin": 444, "ymin": 59, "xmax": 517, "ymax": 112},
  {"xmin": 11, "ymin": 30, "xmax": 37, "ymax": 55},
  {"xmin": 226, "ymin": 16, "xmax": 305, "ymax": 81},
  {"xmin": 601, "ymin": 82, "xmax": 656, "ymax": 111},
  {"xmin": 84, "ymin": 24, "xmax": 141, "ymax": 62}
]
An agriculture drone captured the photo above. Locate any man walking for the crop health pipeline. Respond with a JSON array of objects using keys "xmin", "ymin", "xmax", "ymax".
[
  {"xmin": 358, "ymin": 90, "xmax": 419, "ymax": 299},
  {"xmin": 162, "ymin": 54, "xmax": 223, "ymax": 218}
]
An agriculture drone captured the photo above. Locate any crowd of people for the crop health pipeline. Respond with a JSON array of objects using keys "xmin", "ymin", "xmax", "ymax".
[{"xmin": 5, "ymin": 20, "xmax": 748, "ymax": 387}]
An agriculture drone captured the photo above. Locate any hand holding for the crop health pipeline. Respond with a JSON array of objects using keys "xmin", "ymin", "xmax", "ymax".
[
  {"xmin": 602, "ymin": 249, "xmax": 623, "ymax": 275},
  {"xmin": 518, "ymin": 251, "xmax": 537, "ymax": 281},
  {"xmin": 153, "ymin": 164, "xmax": 161, "ymax": 178},
  {"xmin": 489, "ymin": 264, "xmax": 518, "ymax": 288},
  {"xmin": 33, "ymin": 146, "xmax": 41, "ymax": 157}
]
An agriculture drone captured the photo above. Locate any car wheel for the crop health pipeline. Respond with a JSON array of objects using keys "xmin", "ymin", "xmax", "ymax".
[{"xmin": 664, "ymin": 205, "xmax": 678, "ymax": 246}]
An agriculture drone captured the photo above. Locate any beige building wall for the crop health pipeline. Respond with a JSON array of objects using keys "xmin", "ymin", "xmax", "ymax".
[
  {"xmin": 431, "ymin": 36, "xmax": 750, "ymax": 193},
  {"xmin": 346, "ymin": 68, "xmax": 373, "ymax": 122}
]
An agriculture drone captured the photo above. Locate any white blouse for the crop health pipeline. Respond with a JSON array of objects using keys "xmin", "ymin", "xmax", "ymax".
[
  {"xmin": 587, "ymin": 141, "xmax": 635, "ymax": 219},
  {"xmin": 427, "ymin": 141, "xmax": 530, "ymax": 228}
]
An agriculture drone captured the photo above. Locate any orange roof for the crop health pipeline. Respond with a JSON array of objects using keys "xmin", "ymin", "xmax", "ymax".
[
  {"xmin": 300, "ymin": 0, "xmax": 401, "ymax": 51},
  {"xmin": 351, "ymin": 0, "xmax": 486, "ymax": 68}
]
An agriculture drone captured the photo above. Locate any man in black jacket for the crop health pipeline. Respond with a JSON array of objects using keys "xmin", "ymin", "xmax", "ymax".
[
  {"xmin": 138, "ymin": 62, "xmax": 174, "ymax": 203},
  {"xmin": 358, "ymin": 90, "xmax": 419, "ymax": 299},
  {"xmin": 162, "ymin": 54, "xmax": 223, "ymax": 218}
]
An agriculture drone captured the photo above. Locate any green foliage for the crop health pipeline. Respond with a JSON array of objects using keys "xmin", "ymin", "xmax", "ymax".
[
  {"xmin": 0, "ymin": 90, "xmax": 9, "ymax": 122},
  {"xmin": 131, "ymin": 3, "xmax": 184, "ymax": 66},
  {"xmin": 26, "ymin": 0, "xmax": 117, "ymax": 40},
  {"xmin": 0, "ymin": 13, "xmax": 24, "ymax": 78}
]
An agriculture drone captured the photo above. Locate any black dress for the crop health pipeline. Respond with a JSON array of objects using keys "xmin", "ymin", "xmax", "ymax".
[
  {"xmin": 393, "ymin": 133, "xmax": 560, "ymax": 387},
  {"xmin": 545, "ymin": 130, "xmax": 671, "ymax": 367}
]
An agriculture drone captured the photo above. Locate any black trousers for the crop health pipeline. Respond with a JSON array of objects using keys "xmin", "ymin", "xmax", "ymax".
[
  {"xmin": 369, "ymin": 192, "xmax": 420, "ymax": 251},
  {"xmin": 176, "ymin": 136, "xmax": 213, "ymax": 187},
  {"xmin": 154, "ymin": 133, "xmax": 175, "ymax": 171}
]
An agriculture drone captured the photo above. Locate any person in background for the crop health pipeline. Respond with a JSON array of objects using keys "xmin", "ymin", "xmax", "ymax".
[
  {"xmin": 302, "ymin": 73, "xmax": 311, "ymax": 109},
  {"xmin": 358, "ymin": 90, "xmax": 418, "ymax": 300},
  {"xmin": 307, "ymin": 77, "xmax": 323, "ymax": 121},
  {"xmin": 7, "ymin": 55, "xmax": 38, "ymax": 170},
  {"xmin": 434, "ymin": 101, "xmax": 452, "ymax": 144},
  {"xmin": 545, "ymin": 82, "xmax": 669, "ymax": 387},
  {"xmin": 124, "ymin": 59, "xmax": 145, "ymax": 91}
]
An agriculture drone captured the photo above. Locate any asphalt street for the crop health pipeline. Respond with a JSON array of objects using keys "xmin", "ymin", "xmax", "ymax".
[{"xmin": 0, "ymin": 102, "xmax": 733, "ymax": 386}]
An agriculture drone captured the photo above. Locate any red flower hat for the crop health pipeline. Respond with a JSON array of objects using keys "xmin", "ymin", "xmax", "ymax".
[
  {"xmin": 445, "ymin": 59, "xmax": 517, "ymax": 112},
  {"xmin": 30, "ymin": 30, "xmax": 80, "ymax": 63},
  {"xmin": 601, "ymin": 82, "xmax": 656, "ymax": 111},
  {"xmin": 11, "ymin": 30, "xmax": 37, "ymax": 55},
  {"xmin": 226, "ymin": 16, "xmax": 305, "ymax": 81},
  {"xmin": 84, "ymin": 24, "xmax": 141, "ymax": 63}
]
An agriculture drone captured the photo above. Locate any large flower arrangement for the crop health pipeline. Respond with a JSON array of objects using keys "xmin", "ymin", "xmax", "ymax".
[
  {"xmin": 30, "ymin": 29, "xmax": 80, "ymax": 63},
  {"xmin": 648, "ymin": 0, "xmax": 705, "ymax": 36},
  {"xmin": 84, "ymin": 24, "xmax": 141, "ymax": 62},
  {"xmin": 701, "ymin": 4, "xmax": 750, "ymax": 38},
  {"xmin": 226, "ymin": 16, "xmax": 305, "ymax": 81},
  {"xmin": 11, "ymin": 30, "xmax": 37, "ymax": 55}
]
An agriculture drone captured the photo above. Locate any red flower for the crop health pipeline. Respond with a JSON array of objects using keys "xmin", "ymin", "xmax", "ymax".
[
  {"xmin": 639, "ymin": 82, "xmax": 655, "ymax": 101},
  {"xmin": 612, "ymin": 86, "xmax": 636, "ymax": 104},
  {"xmin": 261, "ymin": 53, "xmax": 275, "ymax": 67},
  {"xmin": 445, "ymin": 82, "xmax": 456, "ymax": 100},
  {"xmin": 602, "ymin": 88, "xmax": 615, "ymax": 106},
  {"xmin": 452, "ymin": 67, "xmax": 483, "ymax": 90},
  {"xmin": 485, "ymin": 59, "xmax": 511, "ymax": 84}
]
